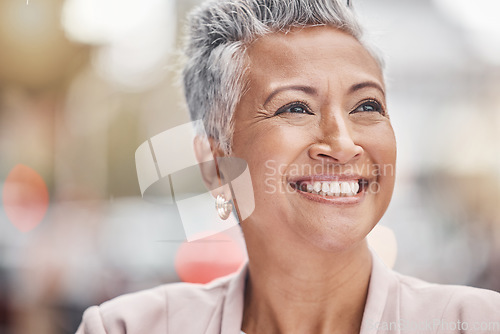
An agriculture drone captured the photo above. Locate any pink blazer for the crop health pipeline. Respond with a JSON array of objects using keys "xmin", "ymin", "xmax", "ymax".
[{"xmin": 76, "ymin": 252, "xmax": 500, "ymax": 333}]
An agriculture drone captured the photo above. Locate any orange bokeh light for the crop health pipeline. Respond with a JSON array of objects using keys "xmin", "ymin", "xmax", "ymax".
[
  {"xmin": 175, "ymin": 232, "xmax": 246, "ymax": 284},
  {"xmin": 2, "ymin": 164, "xmax": 49, "ymax": 232}
]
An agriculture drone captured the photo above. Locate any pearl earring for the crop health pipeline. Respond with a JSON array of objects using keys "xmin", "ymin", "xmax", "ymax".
[{"xmin": 215, "ymin": 194, "xmax": 232, "ymax": 220}]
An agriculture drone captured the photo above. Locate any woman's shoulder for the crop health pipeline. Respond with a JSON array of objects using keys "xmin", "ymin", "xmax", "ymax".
[
  {"xmin": 75, "ymin": 274, "xmax": 236, "ymax": 334},
  {"xmin": 394, "ymin": 271, "xmax": 500, "ymax": 321}
]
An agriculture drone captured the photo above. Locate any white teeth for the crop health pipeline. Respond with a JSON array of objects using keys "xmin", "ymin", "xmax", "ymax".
[
  {"xmin": 313, "ymin": 182, "xmax": 322, "ymax": 193},
  {"xmin": 351, "ymin": 181, "xmax": 359, "ymax": 194},
  {"xmin": 340, "ymin": 182, "xmax": 350, "ymax": 195},
  {"xmin": 330, "ymin": 181, "xmax": 340, "ymax": 195},
  {"xmin": 299, "ymin": 180, "xmax": 361, "ymax": 197}
]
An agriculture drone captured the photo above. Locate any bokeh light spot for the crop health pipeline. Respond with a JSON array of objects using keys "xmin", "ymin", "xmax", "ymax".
[
  {"xmin": 2, "ymin": 164, "xmax": 49, "ymax": 232},
  {"xmin": 175, "ymin": 232, "xmax": 245, "ymax": 284}
]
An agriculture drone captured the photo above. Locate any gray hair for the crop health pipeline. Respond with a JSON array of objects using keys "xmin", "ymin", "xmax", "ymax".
[{"xmin": 182, "ymin": 0, "xmax": 382, "ymax": 154}]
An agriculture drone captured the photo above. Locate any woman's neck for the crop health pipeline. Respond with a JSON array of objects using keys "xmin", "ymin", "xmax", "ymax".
[{"xmin": 241, "ymin": 237, "xmax": 373, "ymax": 334}]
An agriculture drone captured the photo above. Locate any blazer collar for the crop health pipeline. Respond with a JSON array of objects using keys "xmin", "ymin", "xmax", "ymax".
[
  {"xmin": 220, "ymin": 262, "xmax": 248, "ymax": 334},
  {"xmin": 360, "ymin": 249, "xmax": 401, "ymax": 334}
]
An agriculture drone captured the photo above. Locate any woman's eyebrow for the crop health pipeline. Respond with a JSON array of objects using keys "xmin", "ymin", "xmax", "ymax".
[
  {"xmin": 264, "ymin": 85, "xmax": 317, "ymax": 106},
  {"xmin": 349, "ymin": 81, "xmax": 385, "ymax": 97},
  {"xmin": 263, "ymin": 81, "xmax": 384, "ymax": 106}
]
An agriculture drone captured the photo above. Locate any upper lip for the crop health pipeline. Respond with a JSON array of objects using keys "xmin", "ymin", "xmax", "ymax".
[{"xmin": 287, "ymin": 174, "xmax": 368, "ymax": 184}]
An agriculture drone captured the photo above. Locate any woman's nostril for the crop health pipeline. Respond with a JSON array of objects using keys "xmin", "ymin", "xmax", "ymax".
[{"xmin": 309, "ymin": 141, "xmax": 363, "ymax": 165}]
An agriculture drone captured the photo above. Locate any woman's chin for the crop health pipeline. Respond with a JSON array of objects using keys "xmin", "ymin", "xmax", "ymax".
[{"xmin": 297, "ymin": 223, "xmax": 373, "ymax": 254}]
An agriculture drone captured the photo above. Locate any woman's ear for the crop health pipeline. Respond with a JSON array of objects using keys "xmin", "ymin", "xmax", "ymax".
[{"xmin": 193, "ymin": 136, "xmax": 225, "ymax": 194}]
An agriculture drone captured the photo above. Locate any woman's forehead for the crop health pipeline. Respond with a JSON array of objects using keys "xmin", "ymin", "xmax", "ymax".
[{"xmin": 244, "ymin": 26, "xmax": 384, "ymax": 96}]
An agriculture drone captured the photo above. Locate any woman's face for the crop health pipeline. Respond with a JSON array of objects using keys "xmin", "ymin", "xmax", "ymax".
[{"xmin": 231, "ymin": 26, "xmax": 396, "ymax": 252}]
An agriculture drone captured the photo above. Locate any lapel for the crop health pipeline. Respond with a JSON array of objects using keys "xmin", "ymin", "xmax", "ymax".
[
  {"xmin": 218, "ymin": 263, "xmax": 248, "ymax": 334},
  {"xmin": 360, "ymin": 250, "xmax": 401, "ymax": 334},
  {"xmin": 167, "ymin": 262, "xmax": 248, "ymax": 334}
]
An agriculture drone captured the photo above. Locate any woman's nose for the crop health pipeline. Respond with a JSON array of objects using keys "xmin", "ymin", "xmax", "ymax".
[{"xmin": 308, "ymin": 117, "xmax": 363, "ymax": 164}]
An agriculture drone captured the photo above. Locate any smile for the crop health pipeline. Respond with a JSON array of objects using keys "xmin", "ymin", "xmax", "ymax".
[{"xmin": 288, "ymin": 176, "xmax": 370, "ymax": 202}]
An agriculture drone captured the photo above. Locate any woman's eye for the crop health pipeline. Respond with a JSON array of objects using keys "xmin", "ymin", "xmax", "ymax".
[
  {"xmin": 275, "ymin": 103, "xmax": 313, "ymax": 116},
  {"xmin": 351, "ymin": 100, "xmax": 384, "ymax": 114}
]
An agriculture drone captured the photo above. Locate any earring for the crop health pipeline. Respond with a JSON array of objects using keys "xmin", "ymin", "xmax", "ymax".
[{"xmin": 215, "ymin": 194, "xmax": 232, "ymax": 220}]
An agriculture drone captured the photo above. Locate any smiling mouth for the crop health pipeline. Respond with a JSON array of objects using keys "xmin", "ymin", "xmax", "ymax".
[{"xmin": 289, "ymin": 179, "xmax": 369, "ymax": 197}]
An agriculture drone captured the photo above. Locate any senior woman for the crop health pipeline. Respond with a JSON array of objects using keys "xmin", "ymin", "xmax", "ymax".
[{"xmin": 77, "ymin": 0, "xmax": 500, "ymax": 333}]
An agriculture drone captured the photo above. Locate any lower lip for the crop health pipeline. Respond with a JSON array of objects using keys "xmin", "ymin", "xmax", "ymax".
[{"xmin": 291, "ymin": 186, "xmax": 365, "ymax": 205}]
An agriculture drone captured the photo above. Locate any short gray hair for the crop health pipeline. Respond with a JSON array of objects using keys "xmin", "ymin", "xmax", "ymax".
[{"xmin": 182, "ymin": 0, "xmax": 382, "ymax": 154}]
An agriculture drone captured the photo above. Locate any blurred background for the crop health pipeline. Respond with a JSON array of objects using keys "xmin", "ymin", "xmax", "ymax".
[{"xmin": 0, "ymin": 0, "xmax": 499, "ymax": 332}]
